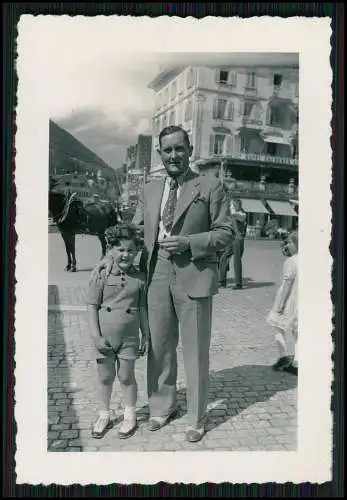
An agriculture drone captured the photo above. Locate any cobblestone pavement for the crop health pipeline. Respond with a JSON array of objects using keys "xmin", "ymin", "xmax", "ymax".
[{"xmin": 48, "ymin": 235, "xmax": 297, "ymax": 452}]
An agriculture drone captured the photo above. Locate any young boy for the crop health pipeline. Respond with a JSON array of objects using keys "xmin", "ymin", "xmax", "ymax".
[{"xmin": 84, "ymin": 223, "xmax": 149, "ymax": 439}]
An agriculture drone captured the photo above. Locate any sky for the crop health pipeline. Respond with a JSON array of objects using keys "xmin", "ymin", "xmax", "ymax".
[
  {"xmin": 22, "ymin": 17, "xmax": 298, "ymax": 170},
  {"xmin": 49, "ymin": 53, "xmax": 162, "ymax": 170}
]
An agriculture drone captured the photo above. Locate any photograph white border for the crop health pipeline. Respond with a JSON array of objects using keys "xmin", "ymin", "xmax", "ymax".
[{"xmin": 14, "ymin": 15, "xmax": 333, "ymax": 484}]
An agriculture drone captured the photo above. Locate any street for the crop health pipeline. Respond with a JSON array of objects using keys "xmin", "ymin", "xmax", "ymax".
[{"xmin": 48, "ymin": 233, "xmax": 297, "ymax": 452}]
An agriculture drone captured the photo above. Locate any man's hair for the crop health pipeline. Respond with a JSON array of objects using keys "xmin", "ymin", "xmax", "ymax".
[
  {"xmin": 104, "ymin": 223, "xmax": 144, "ymax": 249},
  {"xmin": 158, "ymin": 125, "xmax": 190, "ymax": 149}
]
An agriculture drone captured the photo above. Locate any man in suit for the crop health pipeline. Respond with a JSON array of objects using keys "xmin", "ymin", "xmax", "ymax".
[
  {"xmin": 94, "ymin": 125, "xmax": 235, "ymax": 442},
  {"xmin": 218, "ymin": 198, "xmax": 247, "ymax": 289}
]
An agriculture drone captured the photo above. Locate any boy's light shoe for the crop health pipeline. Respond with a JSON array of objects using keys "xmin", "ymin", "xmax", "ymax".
[
  {"xmin": 91, "ymin": 410, "xmax": 114, "ymax": 439},
  {"xmin": 118, "ymin": 408, "xmax": 138, "ymax": 439},
  {"xmin": 118, "ymin": 417, "xmax": 138, "ymax": 439}
]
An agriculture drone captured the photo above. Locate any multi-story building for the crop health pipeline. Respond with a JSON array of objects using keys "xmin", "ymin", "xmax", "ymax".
[
  {"xmin": 121, "ymin": 135, "xmax": 152, "ymax": 210},
  {"xmin": 148, "ymin": 64, "xmax": 299, "ymax": 232}
]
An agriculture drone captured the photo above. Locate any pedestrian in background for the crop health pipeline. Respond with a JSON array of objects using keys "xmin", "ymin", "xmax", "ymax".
[
  {"xmin": 84, "ymin": 224, "xmax": 149, "ymax": 439},
  {"xmin": 218, "ymin": 198, "xmax": 247, "ymax": 290},
  {"xmin": 266, "ymin": 230, "xmax": 298, "ymax": 375}
]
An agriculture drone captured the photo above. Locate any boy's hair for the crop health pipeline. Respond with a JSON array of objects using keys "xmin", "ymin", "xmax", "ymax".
[{"xmin": 104, "ymin": 223, "xmax": 144, "ymax": 249}]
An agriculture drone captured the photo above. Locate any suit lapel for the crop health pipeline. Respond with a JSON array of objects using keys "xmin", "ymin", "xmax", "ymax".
[{"xmin": 171, "ymin": 171, "xmax": 200, "ymax": 230}]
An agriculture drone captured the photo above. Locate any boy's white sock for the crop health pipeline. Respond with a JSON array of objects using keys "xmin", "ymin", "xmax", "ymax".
[{"xmin": 98, "ymin": 410, "xmax": 112, "ymax": 419}]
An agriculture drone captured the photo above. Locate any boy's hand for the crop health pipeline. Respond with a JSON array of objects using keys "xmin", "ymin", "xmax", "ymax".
[
  {"xmin": 137, "ymin": 334, "xmax": 148, "ymax": 358},
  {"xmin": 91, "ymin": 256, "xmax": 113, "ymax": 280},
  {"xmin": 93, "ymin": 336, "xmax": 113, "ymax": 355}
]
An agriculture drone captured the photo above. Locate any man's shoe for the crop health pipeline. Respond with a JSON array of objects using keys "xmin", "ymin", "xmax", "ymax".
[
  {"xmin": 232, "ymin": 284, "xmax": 243, "ymax": 290},
  {"xmin": 219, "ymin": 281, "xmax": 227, "ymax": 288},
  {"xmin": 272, "ymin": 356, "xmax": 293, "ymax": 372},
  {"xmin": 283, "ymin": 363, "xmax": 298, "ymax": 376},
  {"xmin": 148, "ymin": 408, "xmax": 178, "ymax": 431},
  {"xmin": 185, "ymin": 426, "xmax": 206, "ymax": 443}
]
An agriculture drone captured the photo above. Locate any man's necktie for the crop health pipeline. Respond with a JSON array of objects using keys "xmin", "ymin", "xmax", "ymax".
[{"xmin": 162, "ymin": 178, "xmax": 179, "ymax": 232}]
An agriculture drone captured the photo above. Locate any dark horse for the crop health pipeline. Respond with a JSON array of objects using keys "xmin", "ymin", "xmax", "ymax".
[{"xmin": 49, "ymin": 180, "xmax": 118, "ymax": 272}]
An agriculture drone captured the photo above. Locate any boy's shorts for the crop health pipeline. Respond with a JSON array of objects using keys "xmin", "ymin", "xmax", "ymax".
[{"xmin": 93, "ymin": 334, "xmax": 139, "ymax": 362}]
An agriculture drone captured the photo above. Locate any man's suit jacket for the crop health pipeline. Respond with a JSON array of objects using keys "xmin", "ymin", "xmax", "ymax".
[{"xmin": 132, "ymin": 169, "xmax": 235, "ymax": 299}]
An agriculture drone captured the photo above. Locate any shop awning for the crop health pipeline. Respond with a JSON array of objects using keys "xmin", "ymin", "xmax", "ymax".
[
  {"xmin": 263, "ymin": 135, "xmax": 291, "ymax": 145},
  {"xmin": 266, "ymin": 200, "xmax": 298, "ymax": 216},
  {"xmin": 240, "ymin": 198, "xmax": 269, "ymax": 214}
]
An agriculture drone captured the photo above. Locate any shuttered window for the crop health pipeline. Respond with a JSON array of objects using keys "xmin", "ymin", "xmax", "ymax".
[{"xmin": 213, "ymin": 98, "xmax": 227, "ymax": 119}]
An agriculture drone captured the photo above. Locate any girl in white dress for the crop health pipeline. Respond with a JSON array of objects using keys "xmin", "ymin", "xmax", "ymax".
[{"xmin": 267, "ymin": 230, "xmax": 298, "ymax": 375}]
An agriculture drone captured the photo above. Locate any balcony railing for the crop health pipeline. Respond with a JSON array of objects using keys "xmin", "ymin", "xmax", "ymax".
[
  {"xmin": 212, "ymin": 118, "xmax": 233, "ymax": 129},
  {"xmin": 244, "ymin": 86, "xmax": 258, "ymax": 97},
  {"xmin": 233, "ymin": 152, "xmax": 298, "ymax": 166},
  {"xmin": 224, "ymin": 179, "xmax": 298, "ymax": 198},
  {"xmin": 262, "ymin": 124, "xmax": 285, "ymax": 135},
  {"xmin": 239, "ymin": 116, "xmax": 264, "ymax": 129}
]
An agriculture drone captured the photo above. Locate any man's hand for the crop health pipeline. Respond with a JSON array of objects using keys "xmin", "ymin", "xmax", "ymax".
[
  {"xmin": 90, "ymin": 255, "xmax": 114, "ymax": 280},
  {"xmin": 93, "ymin": 336, "xmax": 114, "ymax": 356},
  {"xmin": 158, "ymin": 236, "xmax": 190, "ymax": 254}
]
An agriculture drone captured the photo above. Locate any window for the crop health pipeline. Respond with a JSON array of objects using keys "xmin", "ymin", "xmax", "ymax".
[
  {"xmin": 266, "ymin": 142, "xmax": 277, "ymax": 156},
  {"xmin": 169, "ymin": 110, "xmax": 175, "ymax": 126},
  {"xmin": 162, "ymin": 113, "xmax": 168, "ymax": 128},
  {"xmin": 243, "ymin": 101, "xmax": 253, "ymax": 117},
  {"xmin": 184, "ymin": 100, "xmax": 193, "ymax": 121},
  {"xmin": 273, "ymin": 74, "xmax": 283, "ymax": 86},
  {"xmin": 163, "ymin": 88, "xmax": 169, "ymax": 106},
  {"xmin": 217, "ymin": 70, "xmax": 229, "ymax": 84},
  {"xmin": 269, "ymin": 106, "xmax": 281, "ymax": 126},
  {"xmin": 186, "ymin": 68, "xmax": 194, "ymax": 89},
  {"xmin": 246, "ymin": 72, "xmax": 256, "ymax": 88},
  {"xmin": 240, "ymin": 135, "xmax": 247, "ymax": 152},
  {"xmin": 214, "ymin": 134, "xmax": 225, "ymax": 155},
  {"xmin": 178, "ymin": 74, "xmax": 184, "ymax": 94},
  {"xmin": 176, "ymin": 103, "xmax": 183, "ymax": 126},
  {"xmin": 227, "ymin": 71, "xmax": 237, "ymax": 86},
  {"xmin": 226, "ymin": 101, "xmax": 234, "ymax": 120},
  {"xmin": 213, "ymin": 98, "xmax": 227, "ymax": 119},
  {"xmin": 170, "ymin": 80, "xmax": 177, "ymax": 100}
]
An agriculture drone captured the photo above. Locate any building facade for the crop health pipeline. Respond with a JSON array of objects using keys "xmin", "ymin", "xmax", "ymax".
[
  {"xmin": 148, "ymin": 65, "xmax": 299, "ymax": 233},
  {"xmin": 121, "ymin": 135, "xmax": 152, "ymax": 210}
]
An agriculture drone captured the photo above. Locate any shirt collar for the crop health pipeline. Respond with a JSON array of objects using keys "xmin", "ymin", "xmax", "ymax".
[
  {"xmin": 109, "ymin": 264, "xmax": 137, "ymax": 277},
  {"xmin": 165, "ymin": 167, "xmax": 192, "ymax": 187}
]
